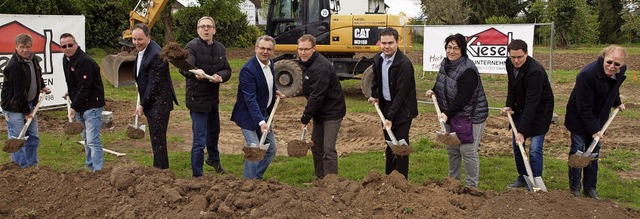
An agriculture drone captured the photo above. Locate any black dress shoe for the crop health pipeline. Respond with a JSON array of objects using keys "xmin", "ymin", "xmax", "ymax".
[
  {"xmin": 584, "ymin": 189, "xmax": 600, "ymax": 200},
  {"xmin": 206, "ymin": 159, "xmax": 227, "ymax": 174},
  {"xmin": 571, "ymin": 190, "xmax": 581, "ymax": 197}
]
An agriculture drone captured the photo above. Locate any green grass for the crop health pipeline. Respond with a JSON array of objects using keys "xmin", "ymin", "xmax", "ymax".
[{"xmin": 2, "ymin": 50, "xmax": 640, "ymax": 210}]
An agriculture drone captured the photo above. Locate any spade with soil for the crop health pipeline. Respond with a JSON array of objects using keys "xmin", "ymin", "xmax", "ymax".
[
  {"xmin": 431, "ymin": 95, "xmax": 461, "ymax": 146},
  {"xmin": 374, "ymin": 103, "xmax": 412, "ymax": 156},
  {"xmin": 126, "ymin": 94, "xmax": 146, "ymax": 139},
  {"xmin": 287, "ymin": 127, "xmax": 313, "ymax": 157},
  {"xmin": 244, "ymin": 97, "xmax": 281, "ymax": 162},
  {"xmin": 507, "ymin": 112, "xmax": 547, "ymax": 192},
  {"xmin": 63, "ymin": 96, "xmax": 83, "ymax": 135},
  {"xmin": 3, "ymin": 93, "xmax": 45, "ymax": 153},
  {"xmin": 569, "ymin": 108, "xmax": 619, "ymax": 168}
]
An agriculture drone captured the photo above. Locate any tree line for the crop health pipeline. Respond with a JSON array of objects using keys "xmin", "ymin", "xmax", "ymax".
[
  {"xmin": 0, "ymin": 0, "xmax": 261, "ymax": 51},
  {"xmin": 419, "ymin": 0, "xmax": 640, "ymax": 47}
]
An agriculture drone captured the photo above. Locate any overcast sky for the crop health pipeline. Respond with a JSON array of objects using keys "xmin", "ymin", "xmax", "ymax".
[{"xmin": 176, "ymin": 0, "xmax": 423, "ymax": 18}]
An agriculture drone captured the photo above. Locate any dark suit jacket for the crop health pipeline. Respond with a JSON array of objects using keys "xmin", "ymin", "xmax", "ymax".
[
  {"xmin": 371, "ymin": 51, "xmax": 418, "ymax": 124},
  {"xmin": 505, "ymin": 56, "xmax": 554, "ymax": 138},
  {"xmin": 231, "ymin": 56, "xmax": 277, "ymax": 131},
  {"xmin": 134, "ymin": 40, "xmax": 178, "ymax": 115}
]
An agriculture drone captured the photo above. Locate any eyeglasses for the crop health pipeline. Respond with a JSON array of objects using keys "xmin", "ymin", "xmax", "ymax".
[
  {"xmin": 61, "ymin": 43, "xmax": 74, "ymax": 49},
  {"xmin": 198, "ymin": 25, "xmax": 215, "ymax": 29},
  {"xmin": 445, "ymin": 46, "xmax": 460, "ymax": 51},
  {"xmin": 297, "ymin": 47, "xmax": 314, "ymax": 52},
  {"xmin": 606, "ymin": 60, "xmax": 622, "ymax": 67},
  {"xmin": 257, "ymin": 46, "xmax": 273, "ymax": 52}
]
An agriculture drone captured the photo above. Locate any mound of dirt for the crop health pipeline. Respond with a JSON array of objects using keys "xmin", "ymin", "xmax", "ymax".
[{"xmin": 0, "ymin": 162, "xmax": 637, "ymax": 218}]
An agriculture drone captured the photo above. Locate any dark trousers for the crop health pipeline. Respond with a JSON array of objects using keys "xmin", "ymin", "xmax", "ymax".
[
  {"xmin": 568, "ymin": 133, "xmax": 600, "ymax": 191},
  {"xmin": 381, "ymin": 101, "xmax": 411, "ymax": 179},
  {"xmin": 310, "ymin": 118, "xmax": 342, "ymax": 179},
  {"xmin": 145, "ymin": 109, "xmax": 171, "ymax": 169}
]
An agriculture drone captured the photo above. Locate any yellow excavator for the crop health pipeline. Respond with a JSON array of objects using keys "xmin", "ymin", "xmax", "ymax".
[
  {"xmin": 101, "ymin": 0, "xmax": 168, "ymax": 87},
  {"xmin": 102, "ymin": 0, "xmax": 411, "ymax": 98},
  {"xmin": 266, "ymin": 0, "xmax": 412, "ymax": 97}
]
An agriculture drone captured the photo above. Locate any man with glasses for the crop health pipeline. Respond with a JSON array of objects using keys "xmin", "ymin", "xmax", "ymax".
[
  {"xmin": 231, "ymin": 35, "xmax": 285, "ymax": 179},
  {"xmin": 179, "ymin": 16, "xmax": 232, "ymax": 177},
  {"xmin": 1, "ymin": 33, "xmax": 51, "ymax": 167},
  {"xmin": 132, "ymin": 23, "xmax": 179, "ymax": 170},
  {"xmin": 297, "ymin": 34, "xmax": 346, "ymax": 180},
  {"xmin": 60, "ymin": 33, "xmax": 105, "ymax": 172},
  {"xmin": 565, "ymin": 45, "xmax": 627, "ymax": 200},
  {"xmin": 501, "ymin": 39, "xmax": 554, "ymax": 191}
]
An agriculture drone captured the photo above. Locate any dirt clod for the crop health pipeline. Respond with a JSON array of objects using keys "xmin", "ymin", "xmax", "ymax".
[
  {"xmin": 160, "ymin": 41, "xmax": 189, "ymax": 61},
  {"xmin": 287, "ymin": 140, "xmax": 309, "ymax": 157},
  {"xmin": 126, "ymin": 127, "xmax": 145, "ymax": 139},
  {"xmin": 568, "ymin": 154, "xmax": 594, "ymax": 168},
  {"xmin": 243, "ymin": 147, "xmax": 266, "ymax": 161},
  {"xmin": 63, "ymin": 122, "xmax": 83, "ymax": 135},
  {"xmin": 3, "ymin": 138, "xmax": 25, "ymax": 153},
  {"xmin": 391, "ymin": 145, "xmax": 413, "ymax": 156}
]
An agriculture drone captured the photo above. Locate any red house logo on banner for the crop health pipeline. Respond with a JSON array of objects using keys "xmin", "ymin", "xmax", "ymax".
[
  {"xmin": 0, "ymin": 21, "xmax": 64, "ymax": 76},
  {"xmin": 466, "ymin": 27, "xmax": 513, "ymax": 58}
]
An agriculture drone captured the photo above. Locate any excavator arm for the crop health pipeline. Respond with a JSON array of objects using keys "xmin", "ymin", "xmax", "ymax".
[{"xmin": 102, "ymin": 0, "xmax": 168, "ymax": 87}]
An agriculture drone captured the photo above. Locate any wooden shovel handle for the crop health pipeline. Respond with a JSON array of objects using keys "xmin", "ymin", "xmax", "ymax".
[
  {"xmin": 374, "ymin": 103, "xmax": 398, "ymax": 143},
  {"xmin": 18, "ymin": 92, "xmax": 45, "ymax": 139},
  {"xmin": 585, "ymin": 108, "xmax": 620, "ymax": 153},
  {"xmin": 431, "ymin": 95, "xmax": 448, "ymax": 132},
  {"xmin": 260, "ymin": 97, "xmax": 281, "ymax": 146},
  {"xmin": 66, "ymin": 96, "xmax": 73, "ymax": 122}
]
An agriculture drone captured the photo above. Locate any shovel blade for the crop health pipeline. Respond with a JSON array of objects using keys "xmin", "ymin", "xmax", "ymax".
[
  {"xmin": 534, "ymin": 176, "xmax": 548, "ymax": 192},
  {"xmin": 258, "ymin": 143, "xmax": 270, "ymax": 150},
  {"xmin": 397, "ymin": 139, "xmax": 408, "ymax": 146},
  {"xmin": 523, "ymin": 176, "xmax": 537, "ymax": 192},
  {"xmin": 138, "ymin": 124, "xmax": 146, "ymax": 132},
  {"xmin": 574, "ymin": 150, "xmax": 585, "ymax": 157}
]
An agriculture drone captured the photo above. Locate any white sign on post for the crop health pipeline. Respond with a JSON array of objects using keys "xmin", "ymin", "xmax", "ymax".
[
  {"xmin": 0, "ymin": 14, "xmax": 85, "ymax": 110},
  {"xmin": 422, "ymin": 24, "xmax": 535, "ymax": 74}
]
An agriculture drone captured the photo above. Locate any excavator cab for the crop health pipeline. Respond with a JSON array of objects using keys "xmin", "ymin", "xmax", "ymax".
[{"xmin": 101, "ymin": 0, "xmax": 168, "ymax": 87}]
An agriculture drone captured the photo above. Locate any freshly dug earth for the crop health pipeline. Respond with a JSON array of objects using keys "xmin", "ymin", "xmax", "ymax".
[
  {"xmin": 286, "ymin": 139, "xmax": 309, "ymax": 157},
  {"xmin": 0, "ymin": 162, "xmax": 638, "ymax": 218},
  {"xmin": 126, "ymin": 126, "xmax": 145, "ymax": 139},
  {"xmin": 390, "ymin": 144, "xmax": 413, "ymax": 156},
  {"xmin": 63, "ymin": 122, "xmax": 83, "ymax": 135},
  {"xmin": 243, "ymin": 147, "xmax": 266, "ymax": 162},
  {"xmin": 2, "ymin": 138, "xmax": 24, "ymax": 153},
  {"xmin": 568, "ymin": 153, "xmax": 595, "ymax": 168}
]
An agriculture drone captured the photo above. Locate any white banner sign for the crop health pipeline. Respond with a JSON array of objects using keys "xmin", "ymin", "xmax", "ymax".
[
  {"xmin": 423, "ymin": 24, "xmax": 535, "ymax": 74},
  {"xmin": 0, "ymin": 14, "xmax": 85, "ymax": 110}
]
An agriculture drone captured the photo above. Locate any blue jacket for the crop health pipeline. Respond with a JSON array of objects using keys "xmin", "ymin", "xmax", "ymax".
[
  {"xmin": 565, "ymin": 57, "xmax": 626, "ymax": 136},
  {"xmin": 231, "ymin": 56, "xmax": 277, "ymax": 131}
]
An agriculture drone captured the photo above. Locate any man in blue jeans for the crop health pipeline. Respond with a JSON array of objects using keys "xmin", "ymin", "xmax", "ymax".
[
  {"xmin": 60, "ymin": 33, "xmax": 105, "ymax": 172},
  {"xmin": 565, "ymin": 45, "xmax": 627, "ymax": 200},
  {"xmin": 179, "ymin": 17, "xmax": 231, "ymax": 177},
  {"xmin": 231, "ymin": 35, "xmax": 285, "ymax": 179},
  {"xmin": 501, "ymin": 39, "xmax": 554, "ymax": 190},
  {"xmin": 1, "ymin": 33, "xmax": 51, "ymax": 168}
]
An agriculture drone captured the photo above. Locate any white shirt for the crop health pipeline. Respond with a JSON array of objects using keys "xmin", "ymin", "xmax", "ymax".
[
  {"xmin": 258, "ymin": 56, "xmax": 274, "ymax": 126},
  {"xmin": 380, "ymin": 52, "xmax": 396, "ymax": 101},
  {"xmin": 136, "ymin": 48, "xmax": 146, "ymax": 77}
]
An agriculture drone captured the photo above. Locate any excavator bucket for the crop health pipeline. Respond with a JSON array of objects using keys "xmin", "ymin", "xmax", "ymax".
[{"xmin": 101, "ymin": 53, "xmax": 136, "ymax": 87}]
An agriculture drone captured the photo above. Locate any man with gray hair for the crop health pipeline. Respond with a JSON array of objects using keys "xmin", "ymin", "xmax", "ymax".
[
  {"xmin": 565, "ymin": 45, "xmax": 628, "ymax": 200},
  {"xmin": 231, "ymin": 35, "xmax": 285, "ymax": 179},
  {"xmin": 179, "ymin": 16, "xmax": 232, "ymax": 177},
  {"xmin": 1, "ymin": 33, "xmax": 51, "ymax": 167}
]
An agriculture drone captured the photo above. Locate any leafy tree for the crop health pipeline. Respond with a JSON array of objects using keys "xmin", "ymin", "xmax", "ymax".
[
  {"xmin": 462, "ymin": 0, "xmax": 526, "ymax": 24},
  {"xmin": 621, "ymin": 0, "xmax": 640, "ymax": 42},
  {"xmin": 596, "ymin": 0, "xmax": 624, "ymax": 43},
  {"xmin": 548, "ymin": 0, "xmax": 599, "ymax": 47},
  {"xmin": 420, "ymin": 0, "xmax": 470, "ymax": 24}
]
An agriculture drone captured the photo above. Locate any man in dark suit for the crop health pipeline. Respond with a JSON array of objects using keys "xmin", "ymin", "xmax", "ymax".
[
  {"xmin": 131, "ymin": 23, "xmax": 179, "ymax": 169},
  {"xmin": 231, "ymin": 35, "xmax": 285, "ymax": 179},
  {"xmin": 368, "ymin": 28, "xmax": 418, "ymax": 180},
  {"xmin": 501, "ymin": 39, "xmax": 554, "ymax": 190}
]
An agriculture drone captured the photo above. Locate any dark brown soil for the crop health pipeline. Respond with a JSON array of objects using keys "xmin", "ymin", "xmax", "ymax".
[
  {"xmin": 286, "ymin": 139, "xmax": 309, "ymax": 157},
  {"xmin": 2, "ymin": 138, "xmax": 24, "ymax": 153},
  {"xmin": 568, "ymin": 153, "xmax": 595, "ymax": 168},
  {"xmin": 126, "ymin": 126, "xmax": 145, "ymax": 139},
  {"xmin": 390, "ymin": 144, "xmax": 413, "ymax": 156},
  {"xmin": 160, "ymin": 41, "xmax": 189, "ymax": 61},
  {"xmin": 63, "ymin": 122, "xmax": 83, "ymax": 135},
  {"xmin": 0, "ymin": 162, "xmax": 637, "ymax": 218},
  {"xmin": 243, "ymin": 147, "xmax": 266, "ymax": 162}
]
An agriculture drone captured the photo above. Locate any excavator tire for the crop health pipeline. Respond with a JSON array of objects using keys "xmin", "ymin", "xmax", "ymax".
[
  {"xmin": 101, "ymin": 53, "xmax": 136, "ymax": 87},
  {"xmin": 274, "ymin": 60, "xmax": 303, "ymax": 97},
  {"xmin": 360, "ymin": 65, "xmax": 374, "ymax": 98}
]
